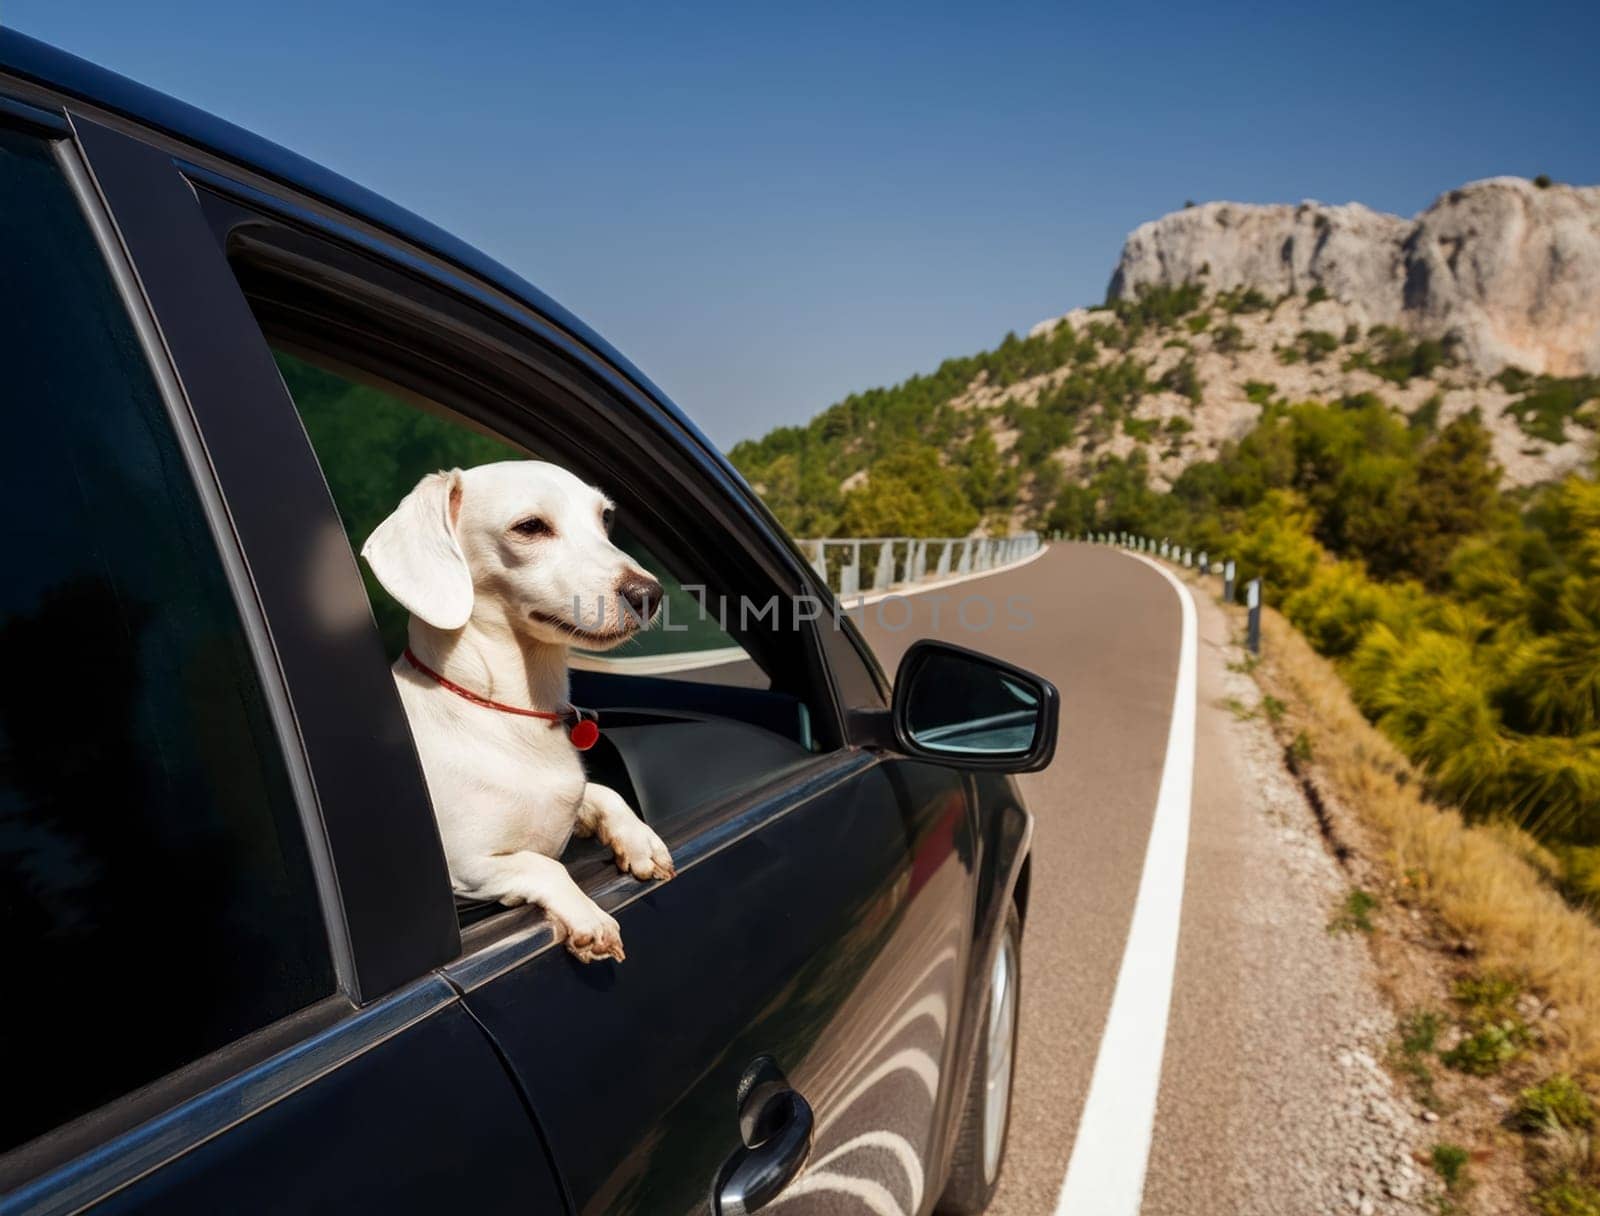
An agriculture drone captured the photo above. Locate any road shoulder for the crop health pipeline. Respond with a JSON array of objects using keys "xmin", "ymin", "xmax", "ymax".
[{"xmin": 1141, "ymin": 578, "xmax": 1430, "ymax": 1216}]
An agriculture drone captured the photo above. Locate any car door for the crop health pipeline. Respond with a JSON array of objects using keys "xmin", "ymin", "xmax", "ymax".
[
  {"xmin": 451, "ymin": 695, "xmax": 978, "ymax": 1216},
  {"xmin": 159, "ymin": 156, "xmax": 986, "ymax": 1213},
  {"xmin": 0, "ymin": 99, "xmax": 564, "ymax": 1214}
]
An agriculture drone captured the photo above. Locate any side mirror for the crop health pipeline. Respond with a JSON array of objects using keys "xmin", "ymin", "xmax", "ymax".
[{"xmin": 890, "ymin": 640, "xmax": 1059, "ymax": 773}]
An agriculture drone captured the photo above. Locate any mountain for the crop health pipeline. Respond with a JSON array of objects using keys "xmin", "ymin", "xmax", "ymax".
[
  {"xmin": 727, "ymin": 178, "xmax": 1600, "ymax": 860},
  {"xmin": 1110, "ymin": 177, "xmax": 1600, "ymax": 379},
  {"xmin": 728, "ymin": 177, "xmax": 1600, "ymax": 541}
]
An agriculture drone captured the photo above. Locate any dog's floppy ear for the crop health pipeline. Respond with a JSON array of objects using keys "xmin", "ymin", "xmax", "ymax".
[{"xmin": 361, "ymin": 469, "xmax": 474, "ymax": 630}]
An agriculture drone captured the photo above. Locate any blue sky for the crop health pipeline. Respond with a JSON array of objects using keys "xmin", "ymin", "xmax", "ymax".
[{"xmin": 9, "ymin": 1, "xmax": 1598, "ymax": 448}]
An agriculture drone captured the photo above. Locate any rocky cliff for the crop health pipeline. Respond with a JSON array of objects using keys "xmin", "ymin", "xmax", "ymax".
[
  {"xmin": 731, "ymin": 176, "xmax": 1600, "ymax": 539},
  {"xmin": 1108, "ymin": 178, "xmax": 1600, "ymax": 377}
]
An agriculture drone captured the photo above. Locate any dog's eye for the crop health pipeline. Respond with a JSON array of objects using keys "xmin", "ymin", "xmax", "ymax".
[
  {"xmin": 512, "ymin": 517, "xmax": 553, "ymax": 537},
  {"xmin": 601, "ymin": 507, "xmax": 614, "ymax": 531}
]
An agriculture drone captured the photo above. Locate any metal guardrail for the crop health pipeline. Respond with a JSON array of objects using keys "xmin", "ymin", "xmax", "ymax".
[
  {"xmin": 798, "ymin": 532, "xmax": 1043, "ymax": 597},
  {"xmin": 1062, "ymin": 529, "xmax": 1264, "ymax": 654}
]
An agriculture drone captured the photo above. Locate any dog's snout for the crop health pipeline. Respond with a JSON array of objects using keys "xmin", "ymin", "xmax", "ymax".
[{"xmin": 618, "ymin": 573, "xmax": 662, "ymax": 622}]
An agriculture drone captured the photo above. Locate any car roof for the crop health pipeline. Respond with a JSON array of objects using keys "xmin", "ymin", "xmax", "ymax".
[{"xmin": 0, "ymin": 29, "xmax": 733, "ymax": 480}]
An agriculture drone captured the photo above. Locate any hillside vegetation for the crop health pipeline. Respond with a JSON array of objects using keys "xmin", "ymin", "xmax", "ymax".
[{"xmin": 729, "ymin": 282, "xmax": 1600, "ymax": 885}]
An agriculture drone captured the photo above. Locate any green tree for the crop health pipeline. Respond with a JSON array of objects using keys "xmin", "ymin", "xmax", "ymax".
[
  {"xmin": 837, "ymin": 448, "xmax": 980, "ymax": 537},
  {"xmin": 961, "ymin": 426, "xmax": 1018, "ymax": 509},
  {"xmin": 1377, "ymin": 415, "xmax": 1503, "ymax": 587}
]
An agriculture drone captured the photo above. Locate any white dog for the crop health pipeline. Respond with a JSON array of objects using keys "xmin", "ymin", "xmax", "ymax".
[{"xmin": 362, "ymin": 460, "xmax": 675, "ymax": 963}]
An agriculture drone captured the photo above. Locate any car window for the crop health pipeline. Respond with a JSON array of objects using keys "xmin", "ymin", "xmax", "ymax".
[
  {"xmin": 0, "ymin": 131, "xmax": 334, "ymax": 1155},
  {"xmin": 273, "ymin": 348, "xmax": 765, "ymax": 681}
]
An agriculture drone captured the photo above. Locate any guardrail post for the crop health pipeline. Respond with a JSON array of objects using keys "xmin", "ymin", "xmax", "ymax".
[
  {"xmin": 958, "ymin": 540, "xmax": 973, "ymax": 575},
  {"xmin": 935, "ymin": 540, "xmax": 952, "ymax": 577},
  {"xmin": 1183, "ymin": 548, "xmax": 1192, "ymax": 568},
  {"xmin": 1223, "ymin": 560, "xmax": 1236, "ymax": 603},
  {"xmin": 811, "ymin": 539, "xmax": 828, "ymax": 585},
  {"xmin": 1246, "ymin": 578, "xmax": 1262, "ymax": 654},
  {"xmin": 1199, "ymin": 551, "xmax": 1209, "ymax": 575}
]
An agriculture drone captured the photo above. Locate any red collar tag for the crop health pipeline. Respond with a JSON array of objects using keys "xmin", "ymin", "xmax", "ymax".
[
  {"xmin": 567, "ymin": 713, "xmax": 600, "ymax": 751},
  {"xmin": 404, "ymin": 647, "xmax": 602, "ymax": 751}
]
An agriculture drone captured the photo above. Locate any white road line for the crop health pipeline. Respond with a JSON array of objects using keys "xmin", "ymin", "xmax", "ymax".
[{"xmin": 1053, "ymin": 551, "xmax": 1198, "ymax": 1216}]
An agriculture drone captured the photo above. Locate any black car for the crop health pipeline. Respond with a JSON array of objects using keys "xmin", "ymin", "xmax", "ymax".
[{"xmin": 0, "ymin": 32, "xmax": 1055, "ymax": 1216}]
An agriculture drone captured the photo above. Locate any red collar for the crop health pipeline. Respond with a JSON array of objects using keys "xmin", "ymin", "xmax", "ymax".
[{"xmin": 403, "ymin": 647, "xmax": 600, "ymax": 750}]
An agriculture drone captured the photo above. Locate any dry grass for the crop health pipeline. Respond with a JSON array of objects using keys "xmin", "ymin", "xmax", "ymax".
[{"xmin": 1253, "ymin": 604, "xmax": 1600, "ymax": 1082}]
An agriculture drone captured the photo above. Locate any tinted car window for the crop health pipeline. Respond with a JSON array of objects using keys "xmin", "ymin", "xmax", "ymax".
[{"xmin": 0, "ymin": 131, "xmax": 334, "ymax": 1154}]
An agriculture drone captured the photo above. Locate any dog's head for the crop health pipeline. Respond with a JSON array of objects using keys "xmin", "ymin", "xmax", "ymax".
[{"xmin": 361, "ymin": 461, "xmax": 661, "ymax": 649}]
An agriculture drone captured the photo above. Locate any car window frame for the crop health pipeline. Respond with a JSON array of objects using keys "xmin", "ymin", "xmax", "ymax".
[
  {"xmin": 163, "ymin": 146, "xmax": 887, "ymax": 942},
  {"xmin": 0, "ymin": 93, "xmax": 472, "ymax": 1211},
  {"xmin": 202, "ymin": 202, "xmax": 837, "ymax": 718}
]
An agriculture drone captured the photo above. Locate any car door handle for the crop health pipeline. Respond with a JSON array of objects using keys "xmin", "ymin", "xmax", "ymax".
[{"xmin": 713, "ymin": 1087, "xmax": 814, "ymax": 1216}]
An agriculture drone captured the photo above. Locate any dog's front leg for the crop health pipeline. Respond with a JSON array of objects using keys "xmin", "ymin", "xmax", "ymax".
[
  {"xmin": 577, "ymin": 783, "xmax": 676, "ymax": 882},
  {"xmin": 456, "ymin": 851, "xmax": 625, "ymax": 963}
]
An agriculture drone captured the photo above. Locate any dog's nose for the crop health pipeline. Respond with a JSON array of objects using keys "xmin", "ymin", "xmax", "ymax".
[{"xmin": 617, "ymin": 572, "xmax": 662, "ymax": 623}]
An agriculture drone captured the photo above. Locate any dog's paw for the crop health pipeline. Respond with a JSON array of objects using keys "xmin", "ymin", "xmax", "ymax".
[
  {"xmin": 547, "ymin": 895, "xmax": 625, "ymax": 964},
  {"xmin": 607, "ymin": 817, "xmax": 676, "ymax": 883},
  {"xmin": 583, "ymin": 783, "xmax": 677, "ymax": 883}
]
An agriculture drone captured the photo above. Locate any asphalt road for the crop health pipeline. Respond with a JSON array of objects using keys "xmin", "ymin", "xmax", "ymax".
[
  {"xmin": 852, "ymin": 543, "xmax": 1187, "ymax": 1215},
  {"xmin": 679, "ymin": 540, "xmax": 1397, "ymax": 1213}
]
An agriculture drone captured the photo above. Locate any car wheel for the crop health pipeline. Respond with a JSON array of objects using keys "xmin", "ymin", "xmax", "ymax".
[{"xmin": 937, "ymin": 904, "xmax": 1021, "ymax": 1214}]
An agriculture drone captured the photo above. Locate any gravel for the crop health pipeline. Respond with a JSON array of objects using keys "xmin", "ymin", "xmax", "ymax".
[{"xmin": 1138, "ymin": 585, "xmax": 1435, "ymax": 1216}]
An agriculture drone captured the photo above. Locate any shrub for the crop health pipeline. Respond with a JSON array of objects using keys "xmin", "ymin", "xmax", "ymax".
[
  {"xmin": 1430, "ymin": 1142, "xmax": 1471, "ymax": 1191},
  {"xmin": 1502, "ymin": 374, "xmax": 1600, "ymax": 443},
  {"xmin": 1410, "ymin": 392, "xmax": 1443, "ymax": 433},
  {"xmin": 1159, "ymin": 355, "xmax": 1202, "ymax": 404},
  {"xmin": 1344, "ymin": 326, "xmax": 1452, "ymax": 385},
  {"xmin": 1393, "ymin": 1010, "xmax": 1443, "ymax": 1107},
  {"xmin": 1555, "ymin": 845, "xmax": 1600, "ymax": 910},
  {"xmin": 1113, "ymin": 282, "xmax": 1205, "ymax": 330},
  {"xmin": 1284, "ymin": 562, "xmax": 1408, "ymax": 657},
  {"xmin": 1307, "ymin": 284, "xmax": 1329, "ymax": 304},
  {"xmin": 1513, "ymin": 1075, "xmax": 1595, "ymax": 1133},
  {"xmin": 1443, "ymin": 1008, "xmax": 1534, "ymax": 1075},
  {"xmin": 1218, "ymin": 286, "xmax": 1272, "ymax": 314},
  {"xmin": 1400, "ymin": 1009, "xmax": 1444, "ymax": 1055},
  {"xmin": 1294, "ymin": 328, "xmax": 1341, "ymax": 363},
  {"xmin": 1213, "ymin": 323, "xmax": 1248, "ymax": 353},
  {"xmin": 1233, "ymin": 492, "xmax": 1326, "ymax": 600},
  {"xmin": 1329, "ymin": 887, "xmax": 1377, "ymax": 933},
  {"xmin": 1534, "ymin": 1173, "xmax": 1600, "ymax": 1216},
  {"xmin": 1535, "ymin": 174, "xmax": 1553, "ymax": 189},
  {"xmin": 1454, "ymin": 972, "xmax": 1522, "ymax": 1021}
]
